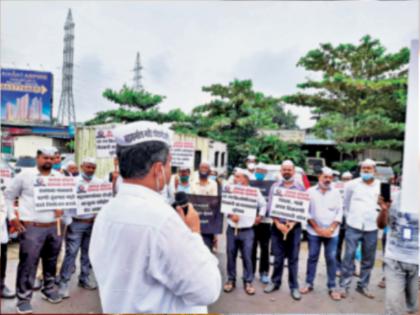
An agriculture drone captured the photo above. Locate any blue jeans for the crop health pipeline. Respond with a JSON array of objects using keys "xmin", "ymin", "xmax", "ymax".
[
  {"xmin": 270, "ymin": 223, "xmax": 301, "ymax": 290},
  {"xmin": 340, "ymin": 225, "xmax": 378, "ymax": 290},
  {"xmin": 59, "ymin": 221, "xmax": 93, "ymax": 284},
  {"xmin": 226, "ymin": 226, "xmax": 254, "ymax": 283},
  {"xmin": 305, "ymin": 234, "xmax": 338, "ymax": 289}
]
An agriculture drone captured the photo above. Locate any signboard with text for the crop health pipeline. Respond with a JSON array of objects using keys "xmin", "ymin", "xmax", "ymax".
[
  {"xmin": 76, "ymin": 182, "xmax": 113, "ymax": 215},
  {"xmin": 171, "ymin": 141, "xmax": 195, "ymax": 168},
  {"xmin": 34, "ymin": 177, "xmax": 77, "ymax": 212},
  {"xmin": 96, "ymin": 127, "xmax": 116, "ymax": 158},
  {"xmin": 269, "ymin": 187, "xmax": 310, "ymax": 225},
  {"xmin": 187, "ymin": 194, "xmax": 223, "ymax": 234},
  {"xmin": 221, "ymin": 185, "xmax": 258, "ymax": 218}
]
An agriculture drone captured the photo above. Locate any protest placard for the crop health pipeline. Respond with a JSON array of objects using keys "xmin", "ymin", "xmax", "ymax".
[
  {"xmin": 77, "ymin": 182, "xmax": 113, "ymax": 215},
  {"xmin": 269, "ymin": 187, "xmax": 310, "ymax": 225},
  {"xmin": 249, "ymin": 180, "xmax": 276, "ymax": 201},
  {"xmin": 221, "ymin": 185, "xmax": 258, "ymax": 218},
  {"xmin": 170, "ymin": 141, "xmax": 195, "ymax": 168},
  {"xmin": 0, "ymin": 168, "xmax": 12, "ymax": 188},
  {"xmin": 34, "ymin": 177, "xmax": 77, "ymax": 211},
  {"xmin": 96, "ymin": 127, "xmax": 116, "ymax": 158},
  {"xmin": 187, "ymin": 194, "xmax": 223, "ymax": 234}
]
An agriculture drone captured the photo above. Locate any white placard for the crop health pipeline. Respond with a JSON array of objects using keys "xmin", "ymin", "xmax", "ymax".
[
  {"xmin": 170, "ymin": 141, "xmax": 195, "ymax": 168},
  {"xmin": 269, "ymin": 187, "xmax": 310, "ymax": 224},
  {"xmin": 221, "ymin": 185, "xmax": 258, "ymax": 218},
  {"xmin": 0, "ymin": 168, "xmax": 12, "ymax": 188},
  {"xmin": 334, "ymin": 181, "xmax": 345, "ymax": 198},
  {"xmin": 34, "ymin": 177, "xmax": 77, "ymax": 211},
  {"xmin": 76, "ymin": 182, "xmax": 113, "ymax": 215},
  {"xmin": 96, "ymin": 127, "xmax": 116, "ymax": 158}
]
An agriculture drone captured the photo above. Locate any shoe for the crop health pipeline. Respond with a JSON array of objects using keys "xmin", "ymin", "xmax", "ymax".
[
  {"xmin": 32, "ymin": 278, "xmax": 42, "ymax": 291},
  {"xmin": 260, "ymin": 273, "xmax": 270, "ymax": 284},
  {"xmin": 339, "ymin": 288, "xmax": 349, "ymax": 299},
  {"xmin": 16, "ymin": 301, "xmax": 33, "ymax": 314},
  {"xmin": 1, "ymin": 285, "xmax": 16, "ymax": 299},
  {"xmin": 78, "ymin": 280, "xmax": 97, "ymax": 290},
  {"xmin": 355, "ymin": 286, "xmax": 375, "ymax": 299},
  {"xmin": 291, "ymin": 288, "xmax": 301, "ymax": 301},
  {"xmin": 264, "ymin": 282, "xmax": 280, "ymax": 293},
  {"xmin": 58, "ymin": 282, "xmax": 70, "ymax": 299},
  {"xmin": 41, "ymin": 290, "xmax": 63, "ymax": 304}
]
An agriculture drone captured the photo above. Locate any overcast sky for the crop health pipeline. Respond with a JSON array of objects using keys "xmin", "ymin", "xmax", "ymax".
[{"xmin": 1, "ymin": 1, "xmax": 418, "ymax": 128}]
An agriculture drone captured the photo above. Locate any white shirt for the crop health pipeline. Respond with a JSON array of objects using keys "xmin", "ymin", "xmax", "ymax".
[
  {"xmin": 4, "ymin": 168, "xmax": 62, "ymax": 223},
  {"xmin": 0, "ymin": 191, "xmax": 8, "ymax": 244},
  {"xmin": 227, "ymin": 187, "xmax": 267, "ymax": 229},
  {"xmin": 190, "ymin": 179, "xmax": 218, "ymax": 196},
  {"xmin": 343, "ymin": 178, "xmax": 380, "ymax": 231},
  {"xmin": 385, "ymin": 192, "xmax": 419, "ymax": 265},
  {"xmin": 307, "ymin": 185, "xmax": 343, "ymax": 237},
  {"xmin": 89, "ymin": 183, "xmax": 221, "ymax": 313}
]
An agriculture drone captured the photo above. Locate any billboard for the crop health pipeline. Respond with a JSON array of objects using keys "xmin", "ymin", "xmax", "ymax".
[{"xmin": 1, "ymin": 68, "xmax": 53, "ymax": 124}]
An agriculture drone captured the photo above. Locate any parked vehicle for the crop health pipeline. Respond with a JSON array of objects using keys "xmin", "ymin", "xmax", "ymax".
[{"xmin": 14, "ymin": 156, "xmax": 36, "ymax": 174}]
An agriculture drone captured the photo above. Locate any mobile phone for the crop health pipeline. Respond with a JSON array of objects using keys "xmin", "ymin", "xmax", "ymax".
[{"xmin": 380, "ymin": 182, "xmax": 391, "ymax": 203}]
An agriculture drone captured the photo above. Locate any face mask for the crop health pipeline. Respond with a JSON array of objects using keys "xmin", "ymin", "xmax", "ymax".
[
  {"xmin": 82, "ymin": 173, "xmax": 93, "ymax": 181},
  {"xmin": 199, "ymin": 172, "xmax": 209, "ymax": 180},
  {"xmin": 52, "ymin": 163, "xmax": 61, "ymax": 170},
  {"xmin": 209, "ymin": 175, "xmax": 217, "ymax": 181},
  {"xmin": 180, "ymin": 175, "xmax": 189, "ymax": 183},
  {"xmin": 72, "ymin": 172, "xmax": 79, "ymax": 177},
  {"xmin": 255, "ymin": 173, "xmax": 266, "ymax": 181},
  {"xmin": 361, "ymin": 172, "xmax": 374, "ymax": 181}
]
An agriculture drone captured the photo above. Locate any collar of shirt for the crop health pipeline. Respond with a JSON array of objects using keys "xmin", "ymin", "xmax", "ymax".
[
  {"xmin": 315, "ymin": 184, "xmax": 332, "ymax": 193},
  {"xmin": 276, "ymin": 179, "xmax": 304, "ymax": 191}
]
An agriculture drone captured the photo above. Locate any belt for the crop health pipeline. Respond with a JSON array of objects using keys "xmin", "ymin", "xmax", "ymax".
[
  {"xmin": 21, "ymin": 221, "xmax": 57, "ymax": 228},
  {"xmin": 73, "ymin": 217, "xmax": 95, "ymax": 224},
  {"xmin": 229, "ymin": 225, "xmax": 253, "ymax": 232}
]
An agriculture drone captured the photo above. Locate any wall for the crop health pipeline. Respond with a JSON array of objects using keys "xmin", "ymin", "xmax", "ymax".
[{"xmin": 13, "ymin": 135, "xmax": 53, "ymax": 157}]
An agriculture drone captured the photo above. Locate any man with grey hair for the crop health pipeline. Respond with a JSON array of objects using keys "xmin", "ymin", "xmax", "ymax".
[
  {"xmin": 58, "ymin": 157, "xmax": 100, "ymax": 298},
  {"xmin": 339, "ymin": 159, "xmax": 380, "ymax": 299},
  {"xmin": 89, "ymin": 121, "xmax": 221, "ymax": 313}
]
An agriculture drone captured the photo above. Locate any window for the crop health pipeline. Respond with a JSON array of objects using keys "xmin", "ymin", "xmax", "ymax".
[
  {"xmin": 221, "ymin": 152, "xmax": 225, "ymax": 167},
  {"xmin": 214, "ymin": 151, "xmax": 219, "ymax": 167}
]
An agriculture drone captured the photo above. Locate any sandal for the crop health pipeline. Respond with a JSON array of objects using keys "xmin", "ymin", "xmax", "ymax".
[
  {"xmin": 329, "ymin": 290, "xmax": 342, "ymax": 301},
  {"xmin": 299, "ymin": 286, "xmax": 313, "ymax": 294},
  {"xmin": 244, "ymin": 282, "xmax": 256, "ymax": 295},
  {"xmin": 223, "ymin": 281, "xmax": 235, "ymax": 293}
]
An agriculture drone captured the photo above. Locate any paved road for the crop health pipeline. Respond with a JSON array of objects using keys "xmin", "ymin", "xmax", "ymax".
[{"xmin": 1, "ymin": 236, "xmax": 392, "ymax": 314}]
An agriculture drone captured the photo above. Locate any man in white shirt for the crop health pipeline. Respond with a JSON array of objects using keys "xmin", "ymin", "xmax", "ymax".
[
  {"xmin": 378, "ymin": 193, "xmax": 418, "ymax": 315},
  {"xmin": 58, "ymin": 157, "xmax": 100, "ymax": 298},
  {"xmin": 223, "ymin": 168, "xmax": 266, "ymax": 296},
  {"xmin": 339, "ymin": 159, "xmax": 381, "ymax": 299},
  {"xmin": 5, "ymin": 147, "xmax": 64, "ymax": 314},
  {"xmin": 300, "ymin": 167, "xmax": 343, "ymax": 301},
  {"xmin": 89, "ymin": 121, "xmax": 221, "ymax": 313}
]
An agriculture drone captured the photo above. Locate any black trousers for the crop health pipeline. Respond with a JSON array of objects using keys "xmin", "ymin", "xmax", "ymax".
[
  {"xmin": 1, "ymin": 243, "xmax": 7, "ymax": 288},
  {"xmin": 336, "ymin": 222, "xmax": 346, "ymax": 272},
  {"xmin": 16, "ymin": 224, "xmax": 62, "ymax": 302},
  {"xmin": 251, "ymin": 223, "xmax": 271, "ymax": 275}
]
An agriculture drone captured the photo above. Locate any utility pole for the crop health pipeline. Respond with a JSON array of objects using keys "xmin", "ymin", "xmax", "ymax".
[{"xmin": 57, "ymin": 9, "xmax": 76, "ymax": 126}]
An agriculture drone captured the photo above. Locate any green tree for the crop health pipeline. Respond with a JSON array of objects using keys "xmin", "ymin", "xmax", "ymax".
[
  {"xmin": 178, "ymin": 79, "xmax": 300, "ymax": 166},
  {"xmin": 103, "ymin": 85, "xmax": 164, "ymax": 111},
  {"xmin": 282, "ymin": 35, "xmax": 408, "ymax": 158}
]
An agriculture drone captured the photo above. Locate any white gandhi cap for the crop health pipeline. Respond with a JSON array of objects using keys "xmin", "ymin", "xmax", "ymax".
[
  {"xmin": 321, "ymin": 167, "xmax": 334, "ymax": 176},
  {"xmin": 38, "ymin": 147, "xmax": 57, "ymax": 157},
  {"xmin": 114, "ymin": 121, "xmax": 172, "ymax": 147},
  {"xmin": 341, "ymin": 171, "xmax": 353, "ymax": 179},
  {"xmin": 360, "ymin": 159, "xmax": 376, "ymax": 167},
  {"xmin": 247, "ymin": 155, "xmax": 256, "ymax": 161},
  {"xmin": 235, "ymin": 168, "xmax": 252, "ymax": 179},
  {"xmin": 82, "ymin": 157, "xmax": 96, "ymax": 165}
]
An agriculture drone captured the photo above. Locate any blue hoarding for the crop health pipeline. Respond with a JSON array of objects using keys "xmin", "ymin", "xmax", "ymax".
[{"xmin": 1, "ymin": 68, "xmax": 53, "ymax": 124}]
